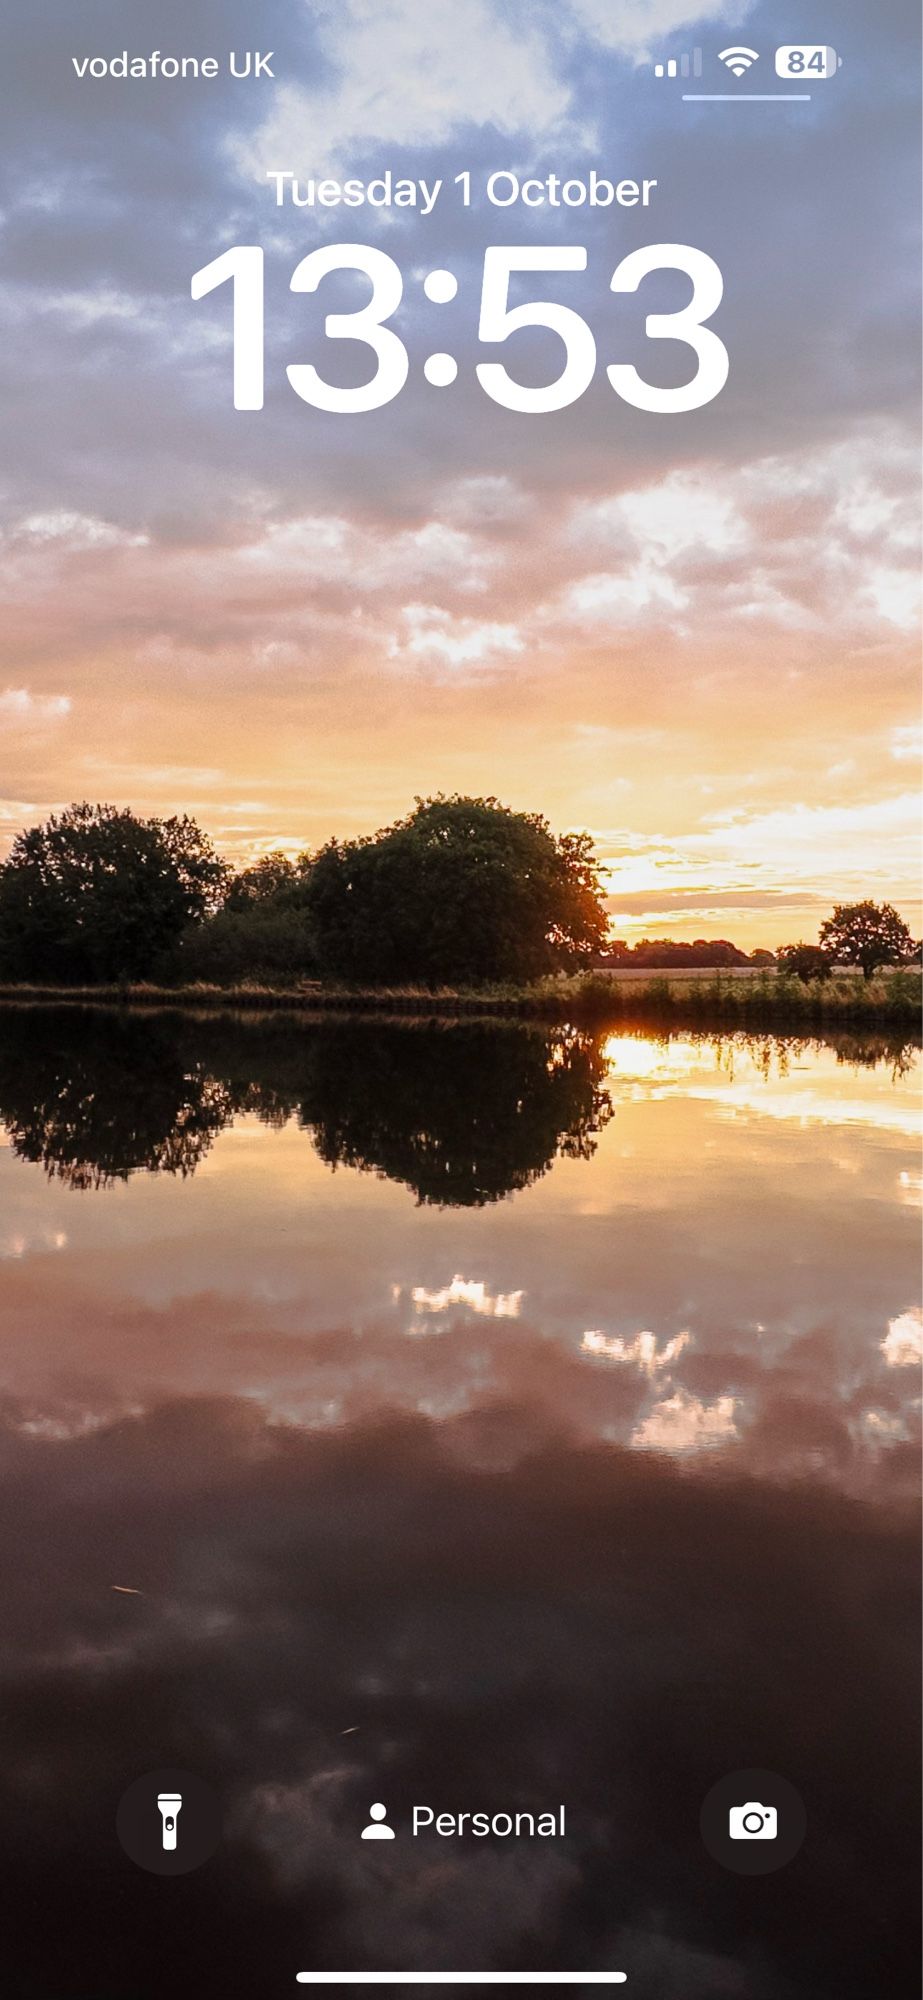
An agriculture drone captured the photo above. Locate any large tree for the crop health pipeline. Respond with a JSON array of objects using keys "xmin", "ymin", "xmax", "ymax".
[
  {"xmin": 0, "ymin": 802, "xmax": 227, "ymax": 982},
  {"xmin": 303, "ymin": 795, "xmax": 609, "ymax": 984},
  {"xmin": 819, "ymin": 900, "xmax": 914, "ymax": 981}
]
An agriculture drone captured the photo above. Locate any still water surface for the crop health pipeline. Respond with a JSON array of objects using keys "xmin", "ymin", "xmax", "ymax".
[{"xmin": 0, "ymin": 1009, "xmax": 919, "ymax": 1997}]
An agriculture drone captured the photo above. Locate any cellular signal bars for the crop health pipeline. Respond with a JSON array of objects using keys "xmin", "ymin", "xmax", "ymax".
[{"xmin": 654, "ymin": 50, "xmax": 702, "ymax": 77}]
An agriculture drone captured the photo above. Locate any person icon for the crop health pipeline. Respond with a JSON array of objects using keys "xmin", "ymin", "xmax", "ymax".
[{"xmin": 361, "ymin": 1802, "xmax": 395, "ymax": 1840}]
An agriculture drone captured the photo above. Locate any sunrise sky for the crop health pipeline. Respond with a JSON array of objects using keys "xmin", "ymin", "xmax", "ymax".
[{"xmin": 0, "ymin": 0, "xmax": 919, "ymax": 946}]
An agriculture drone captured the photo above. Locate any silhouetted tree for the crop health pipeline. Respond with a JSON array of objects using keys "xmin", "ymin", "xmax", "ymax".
[
  {"xmin": 776, "ymin": 942, "xmax": 833, "ymax": 984},
  {"xmin": 628, "ymin": 937, "xmax": 751, "ymax": 968},
  {"xmin": 223, "ymin": 852, "xmax": 305, "ymax": 910},
  {"xmin": 0, "ymin": 804, "xmax": 226, "ymax": 982},
  {"xmin": 180, "ymin": 849, "xmax": 317, "ymax": 981},
  {"xmin": 598, "ymin": 938, "xmax": 758, "ymax": 968},
  {"xmin": 304, "ymin": 796, "xmax": 608, "ymax": 985},
  {"xmin": 819, "ymin": 901, "xmax": 914, "ymax": 981}
]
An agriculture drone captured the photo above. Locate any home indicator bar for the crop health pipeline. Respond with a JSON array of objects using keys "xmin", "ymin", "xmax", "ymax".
[{"xmin": 296, "ymin": 1978, "xmax": 628, "ymax": 1988}]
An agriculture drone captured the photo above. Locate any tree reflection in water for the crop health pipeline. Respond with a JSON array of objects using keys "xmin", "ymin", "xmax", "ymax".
[
  {"xmin": 0, "ymin": 1009, "xmax": 613, "ymax": 1203},
  {"xmin": 0, "ymin": 1009, "xmax": 234, "ymax": 1189},
  {"xmin": 0, "ymin": 1007, "xmax": 916, "ymax": 1200},
  {"xmin": 295, "ymin": 1019, "xmax": 613, "ymax": 1203}
]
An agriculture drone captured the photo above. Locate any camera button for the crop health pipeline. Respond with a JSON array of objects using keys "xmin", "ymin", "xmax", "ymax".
[{"xmin": 700, "ymin": 1768, "xmax": 807, "ymax": 1875}]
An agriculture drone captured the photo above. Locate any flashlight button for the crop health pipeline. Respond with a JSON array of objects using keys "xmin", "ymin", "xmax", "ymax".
[{"xmin": 117, "ymin": 1770, "xmax": 221, "ymax": 1875}]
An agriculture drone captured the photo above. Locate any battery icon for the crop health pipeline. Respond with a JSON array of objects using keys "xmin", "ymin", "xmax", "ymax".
[{"xmin": 775, "ymin": 45, "xmax": 842, "ymax": 79}]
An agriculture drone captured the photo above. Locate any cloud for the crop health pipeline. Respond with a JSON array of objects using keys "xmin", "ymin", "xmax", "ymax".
[
  {"xmin": 238, "ymin": 0, "xmax": 572, "ymax": 178},
  {"xmin": 235, "ymin": 514, "xmax": 495, "ymax": 605},
  {"xmin": 582, "ymin": 1328, "xmax": 691, "ymax": 1373},
  {"xmin": 239, "ymin": 0, "xmax": 760, "ymax": 190},
  {"xmin": 574, "ymin": 474, "xmax": 748, "ymax": 563},
  {"xmin": 2, "ymin": 418, "xmax": 914, "ymax": 937},
  {"xmin": 560, "ymin": 565, "xmax": 688, "ymax": 624},
  {"xmin": 863, "ymin": 565, "xmax": 922, "ymax": 631},
  {"xmin": 569, "ymin": 0, "xmax": 754, "ymax": 56},
  {"xmin": 407, "ymin": 1275, "xmax": 525, "ymax": 1319},
  {"xmin": 881, "ymin": 1308, "xmax": 923, "ymax": 1369},
  {"xmin": 599, "ymin": 786, "xmax": 922, "ymax": 939},
  {"xmin": 388, "ymin": 604, "xmax": 525, "ymax": 669},
  {"xmin": 10, "ymin": 510, "xmax": 148, "ymax": 550},
  {"xmin": 0, "ymin": 1227, "xmax": 67, "ymax": 1261},
  {"xmin": 605, "ymin": 886, "xmax": 826, "ymax": 916},
  {"xmin": 860, "ymin": 1408, "xmax": 908, "ymax": 1447},
  {"xmin": 697, "ymin": 792, "xmax": 922, "ymax": 882},
  {"xmin": 40, "ymin": 288, "xmax": 144, "ymax": 329},
  {"xmin": 0, "ymin": 688, "xmax": 70, "ymax": 723},
  {"xmin": 553, "ymin": 432, "xmax": 920, "ymax": 639},
  {"xmin": 631, "ymin": 1387, "xmax": 741, "ymax": 1452},
  {"xmin": 437, "ymin": 475, "xmax": 532, "ymax": 530}
]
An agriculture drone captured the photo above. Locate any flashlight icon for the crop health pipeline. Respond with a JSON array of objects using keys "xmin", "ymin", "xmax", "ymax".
[{"xmin": 157, "ymin": 1792, "xmax": 182, "ymax": 1851}]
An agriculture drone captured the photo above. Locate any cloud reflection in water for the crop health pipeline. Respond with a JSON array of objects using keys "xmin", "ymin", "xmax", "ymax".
[{"xmin": 0, "ymin": 1009, "xmax": 919, "ymax": 1995}]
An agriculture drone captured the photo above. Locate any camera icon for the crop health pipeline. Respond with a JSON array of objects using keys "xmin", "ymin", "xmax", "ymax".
[{"xmin": 729, "ymin": 1801, "xmax": 778, "ymax": 1840}]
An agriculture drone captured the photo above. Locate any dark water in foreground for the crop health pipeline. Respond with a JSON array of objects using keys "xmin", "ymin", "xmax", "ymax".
[{"xmin": 0, "ymin": 1009, "xmax": 919, "ymax": 1998}]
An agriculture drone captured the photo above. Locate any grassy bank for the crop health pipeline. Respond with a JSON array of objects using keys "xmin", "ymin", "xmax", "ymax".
[{"xmin": 0, "ymin": 967, "xmax": 919, "ymax": 1030}]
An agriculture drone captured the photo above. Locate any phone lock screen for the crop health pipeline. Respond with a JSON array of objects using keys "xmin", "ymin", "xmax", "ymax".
[{"xmin": 0, "ymin": 3, "xmax": 919, "ymax": 1998}]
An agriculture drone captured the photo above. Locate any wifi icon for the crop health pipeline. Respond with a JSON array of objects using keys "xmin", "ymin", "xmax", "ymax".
[{"xmin": 718, "ymin": 45, "xmax": 760, "ymax": 76}]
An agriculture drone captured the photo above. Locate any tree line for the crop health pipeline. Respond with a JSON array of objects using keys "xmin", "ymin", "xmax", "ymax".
[
  {"xmin": 0, "ymin": 799, "xmax": 917, "ymax": 988},
  {"xmin": 606, "ymin": 907, "xmax": 921, "ymax": 981},
  {"xmin": 0, "ymin": 796, "xmax": 606, "ymax": 986},
  {"xmin": 604, "ymin": 937, "xmax": 776, "ymax": 969}
]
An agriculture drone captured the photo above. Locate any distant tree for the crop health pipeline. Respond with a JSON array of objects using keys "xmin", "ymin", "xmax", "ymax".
[
  {"xmin": 819, "ymin": 901, "xmax": 914, "ymax": 981},
  {"xmin": 303, "ymin": 796, "xmax": 609, "ymax": 985},
  {"xmin": 776, "ymin": 942, "xmax": 833, "ymax": 984},
  {"xmin": 0, "ymin": 802, "xmax": 227, "ymax": 983},
  {"xmin": 692, "ymin": 937, "xmax": 750, "ymax": 967},
  {"xmin": 597, "ymin": 937, "xmax": 771, "ymax": 970},
  {"xmin": 629, "ymin": 937, "xmax": 750, "ymax": 969}
]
